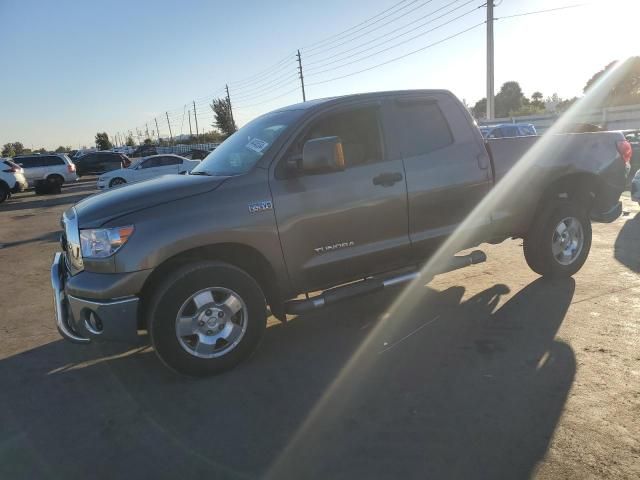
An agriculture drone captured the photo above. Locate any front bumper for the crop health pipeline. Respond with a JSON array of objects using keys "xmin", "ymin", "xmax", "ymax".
[
  {"xmin": 51, "ymin": 252, "xmax": 140, "ymax": 343},
  {"xmin": 10, "ymin": 179, "xmax": 27, "ymax": 193}
]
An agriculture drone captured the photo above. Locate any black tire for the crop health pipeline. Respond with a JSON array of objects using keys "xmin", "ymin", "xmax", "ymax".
[
  {"xmin": 523, "ymin": 200, "xmax": 592, "ymax": 278},
  {"xmin": 0, "ymin": 185, "xmax": 9, "ymax": 204},
  {"xmin": 147, "ymin": 261, "xmax": 267, "ymax": 377},
  {"xmin": 34, "ymin": 181, "xmax": 48, "ymax": 195},
  {"xmin": 109, "ymin": 177, "xmax": 126, "ymax": 188},
  {"xmin": 46, "ymin": 175, "xmax": 63, "ymax": 194}
]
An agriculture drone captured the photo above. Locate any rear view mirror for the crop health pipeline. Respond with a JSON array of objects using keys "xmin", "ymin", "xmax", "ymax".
[{"xmin": 302, "ymin": 136, "xmax": 345, "ymax": 173}]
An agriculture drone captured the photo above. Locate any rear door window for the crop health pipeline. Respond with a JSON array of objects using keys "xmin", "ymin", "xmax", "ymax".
[
  {"xmin": 42, "ymin": 156, "xmax": 65, "ymax": 166},
  {"xmin": 140, "ymin": 157, "xmax": 162, "ymax": 169},
  {"xmin": 16, "ymin": 156, "xmax": 42, "ymax": 168},
  {"xmin": 394, "ymin": 99, "xmax": 453, "ymax": 157},
  {"xmin": 161, "ymin": 156, "xmax": 182, "ymax": 166}
]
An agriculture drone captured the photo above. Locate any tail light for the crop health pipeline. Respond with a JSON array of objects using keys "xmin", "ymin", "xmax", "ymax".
[
  {"xmin": 68, "ymin": 163, "xmax": 76, "ymax": 173},
  {"xmin": 617, "ymin": 140, "xmax": 632, "ymax": 165}
]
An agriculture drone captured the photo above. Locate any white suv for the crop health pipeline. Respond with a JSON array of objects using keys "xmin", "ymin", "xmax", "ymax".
[
  {"xmin": 0, "ymin": 158, "xmax": 28, "ymax": 203},
  {"xmin": 13, "ymin": 153, "xmax": 78, "ymax": 193}
]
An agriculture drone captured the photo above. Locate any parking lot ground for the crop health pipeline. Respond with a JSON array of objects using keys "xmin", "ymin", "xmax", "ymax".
[{"xmin": 0, "ymin": 183, "xmax": 638, "ymax": 479}]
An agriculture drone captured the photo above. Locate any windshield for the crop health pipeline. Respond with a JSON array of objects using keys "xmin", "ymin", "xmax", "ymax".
[{"xmin": 191, "ymin": 109, "xmax": 302, "ymax": 176}]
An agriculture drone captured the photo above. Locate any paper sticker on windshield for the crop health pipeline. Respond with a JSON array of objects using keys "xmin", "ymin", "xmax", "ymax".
[{"xmin": 245, "ymin": 138, "xmax": 269, "ymax": 153}]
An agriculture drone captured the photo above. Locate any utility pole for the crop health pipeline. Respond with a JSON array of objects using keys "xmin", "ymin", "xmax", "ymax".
[
  {"xmin": 188, "ymin": 110, "xmax": 193, "ymax": 137},
  {"xmin": 225, "ymin": 84, "xmax": 236, "ymax": 129},
  {"xmin": 193, "ymin": 100, "xmax": 199, "ymax": 139},
  {"xmin": 297, "ymin": 49, "xmax": 306, "ymax": 102},
  {"xmin": 154, "ymin": 118, "xmax": 160, "ymax": 144},
  {"xmin": 486, "ymin": 1, "xmax": 495, "ymax": 120},
  {"xmin": 165, "ymin": 112, "xmax": 173, "ymax": 144},
  {"xmin": 145, "ymin": 123, "xmax": 149, "ymax": 140}
]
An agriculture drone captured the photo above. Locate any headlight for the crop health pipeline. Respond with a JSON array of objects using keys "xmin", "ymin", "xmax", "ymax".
[{"xmin": 80, "ymin": 226, "xmax": 134, "ymax": 258}]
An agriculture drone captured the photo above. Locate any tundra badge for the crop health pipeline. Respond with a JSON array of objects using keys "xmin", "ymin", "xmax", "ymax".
[{"xmin": 248, "ymin": 200, "xmax": 273, "ymax": 214}]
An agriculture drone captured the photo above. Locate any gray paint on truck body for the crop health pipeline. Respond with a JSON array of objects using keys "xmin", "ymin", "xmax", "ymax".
[{"xmin": 61, "ymin": 89, "xmax": 626, "ymax": 304}]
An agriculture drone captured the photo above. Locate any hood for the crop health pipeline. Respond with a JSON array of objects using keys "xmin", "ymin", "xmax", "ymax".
[
  {"xmin": 74, "ymin": 174, "xmax": 228, "ymax": 227},
  {"xmin": 98, "ymin": 168, "xmax": 125, "ymax": 180}
]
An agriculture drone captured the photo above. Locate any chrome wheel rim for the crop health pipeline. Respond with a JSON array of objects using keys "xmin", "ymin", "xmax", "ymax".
[
  {"xmin": 175, "ymin": 287, "xmax": 248, "ymax": 358},
  {"xmin": 552, "ymin": 216, "xmax": 584, "ymax": 265},
  {"xmin": 111, "ymin": 178, "xmax": 125, "ymax": 186}
]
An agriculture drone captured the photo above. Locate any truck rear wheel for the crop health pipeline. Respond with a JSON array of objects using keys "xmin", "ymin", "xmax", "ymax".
[
  {"xmin": 147, "ymin": 261, "xmax": 267, "ymax": 376},
  {"xmin": 523, "ymin": 200, "xmax": 592, "ymax": 278}
]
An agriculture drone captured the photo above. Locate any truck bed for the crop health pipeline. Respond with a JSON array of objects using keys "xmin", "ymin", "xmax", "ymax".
[{"xmin": 484, "ymin": 131, "xmax": 627, "ymax": 234}]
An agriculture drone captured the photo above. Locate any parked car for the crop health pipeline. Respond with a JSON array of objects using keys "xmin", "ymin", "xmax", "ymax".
[
  {"xmin": 631, "ymin": 169, "xmax": 640, "ymax": 205},
  {"xmin": 74, "ymin": 151, "xmax": 131, "ymax": 176},
  {"xmin": 130, "ymin": 145, "xmax": 158, "ymax": 158},
  {"xmin": 182, "ymin": 148, "xmax": 212, "ymax": 160},
  {"xmin": 480, "ymin": 123, "xmax": 537, "ymax": 138},
  {"xmin": 51, "ymin": 89, "xmax": 627, "ymax": 376},
  {"xmin": 96, "ymin": 154, "xmax": 199, "ymax": 189},
  {"xmin": 13, "ymin": 153, "xmax": 78, "ymax": 193},
  {"xmin": 0, "ymin": 158, "xmax": 28, "ymax": 203}
]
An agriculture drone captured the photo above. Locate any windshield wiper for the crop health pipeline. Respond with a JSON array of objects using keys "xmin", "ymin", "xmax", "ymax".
[{"xmin": 189, "ymin": 171, "xmax": 212, "ymax": 176}]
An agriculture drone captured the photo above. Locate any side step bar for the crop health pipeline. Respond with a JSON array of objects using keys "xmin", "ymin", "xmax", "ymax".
[{"xmin": 285, "ymin": 250, "xmax": 486, "ymax": 315}]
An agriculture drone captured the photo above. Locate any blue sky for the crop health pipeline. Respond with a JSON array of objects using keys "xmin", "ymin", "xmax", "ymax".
[{"xmin": 1, "ymin": 0, "xmax": 638, "ymax": 149}]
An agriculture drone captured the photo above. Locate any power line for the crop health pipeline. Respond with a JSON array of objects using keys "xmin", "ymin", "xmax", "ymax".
[
  {"xmin": 306, "ymin": 0, "xmax": 477, "ymax": 72},
  {"xmin": 303, "ymin": 0, "xmax": 418, "ymax": 51},
  {"xmin": 233, "ymin": 85, "xmax": 301, "ymax": 109},
  {"xmin": 227, "ymin": 52, "xmax": 297, "ymax": 88},
  {"xmin": 307, "ymin": 6, "xmax": 482, "ymax": 77},
  {"xmin": 230, "ymin": 69, "xmax": 299, "ymax": 96},
  {"xmin": 496, "ymin": 4, "xmax": 584, "ymax": 20},
  {"xmin": 307, "ymin": 21, "xmax": 485, "ymax": 86},
  {"xmin": 306, "ymin": 0, "xmax": 438, "ymax": 59},
  {"xmin": 231, "ymin": 76, "xmax": 300, "ymax": 102}
]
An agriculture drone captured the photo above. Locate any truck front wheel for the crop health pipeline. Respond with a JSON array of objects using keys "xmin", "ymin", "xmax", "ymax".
[
  {"xmin": 147, "ymin": 261, "xmax": 267, "ymax": 376},
  {"xmin": 523, "ymin": 200, "xmax": 592, "ymax": 278}
]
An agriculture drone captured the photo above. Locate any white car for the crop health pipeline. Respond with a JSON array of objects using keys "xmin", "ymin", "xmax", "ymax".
[
  {"xmin": 631, "ymin": 169, "xmax": 640, "ymax": 205},
  {"xmin": 96, "ymin": 154, "xmax": 199, "ymax": 190},
  {"xmin": 0, "ymin": 158, "xmax": 28, "ymax": 203},
  {"xmin": 13, "ymin": 153, "xmax": 78, "ymax": 193}
]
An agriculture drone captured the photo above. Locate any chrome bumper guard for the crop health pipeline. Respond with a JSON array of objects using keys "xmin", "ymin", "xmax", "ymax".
[
  {"xmin": 51, "ymin": 252, "xmax": 90, "ymax": 343},
  {"xmin": 51, "ymin": 252, "xmax": 140, "ymax": 344}
]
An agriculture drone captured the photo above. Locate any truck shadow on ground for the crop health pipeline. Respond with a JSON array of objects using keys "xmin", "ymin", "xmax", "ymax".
[
  {"xmin": 614, "ymin": 212, "xmax": 640, "ymax": 272},
  {"xmin": 0, "ymin": 278, "xmax": 575, "ymax": 480}
]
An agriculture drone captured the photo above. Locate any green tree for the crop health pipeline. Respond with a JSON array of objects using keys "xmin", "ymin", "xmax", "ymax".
[
  {"xmin": 143, "ymin": 138, "xmax": 152, "ymax": 145},
  {"xmin": 211, "ymin": 98, "xmax": 237, "ymax": 137},
  {"xmin": 2, "ymin": 143, "xmax": 16, "ymax": 157},
  {"xmin": 584, "ymin": 57, "xmax": 640, "ymax": 106},
  {"xmin": 472, "ymin": 97, "xmax": 487, "ymax": 118},
  {"xmin": 530, "ymin": 91, "xmax": 545, "ymax": 110},
  {"xmin": 2, "ymin": 141, "xmax": 27, "ymax": 157},
  {"xmin": 95, "ymin": 132, "xmax": 113, "ymax": 150},
  {"xmin": 54, "ymin": 145, "xmax": 71, "ymax": 153},
  {"xmin": 125, "ymin": 135, "xmax": 135, "ymax": 147},
  {"xmin": 556, "ymin": 97, "xmax": 578, "ymax": 113},
  {"xmin": 495, "ymin": 81, "xmax": 526, "ymax": 117}
]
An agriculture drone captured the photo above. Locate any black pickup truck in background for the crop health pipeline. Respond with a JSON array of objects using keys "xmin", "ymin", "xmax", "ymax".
[{"xmin": 51, "ymin": 90, "xmax": 630, "ymax": 376}]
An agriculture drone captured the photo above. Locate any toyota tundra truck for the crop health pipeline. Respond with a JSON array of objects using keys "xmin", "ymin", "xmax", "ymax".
[{"xmin": 51, "ymin": 90, "xmax": 630, "ymax": 376}]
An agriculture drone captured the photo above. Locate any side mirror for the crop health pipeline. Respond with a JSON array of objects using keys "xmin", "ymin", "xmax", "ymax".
[{"xmin": 302, "ymin": 136, "xmax": 345, "ymax": 173}]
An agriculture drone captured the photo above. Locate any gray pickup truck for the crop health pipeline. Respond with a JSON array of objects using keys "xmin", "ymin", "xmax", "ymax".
[{"xmin": 51, "ymin": 90, "xmax": 630, "ymax": 376}]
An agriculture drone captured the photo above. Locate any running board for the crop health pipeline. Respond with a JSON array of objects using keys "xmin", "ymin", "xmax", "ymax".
[{"xmin": 285, "ymin": 250, "xmax": 486, "ymax": 315}]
